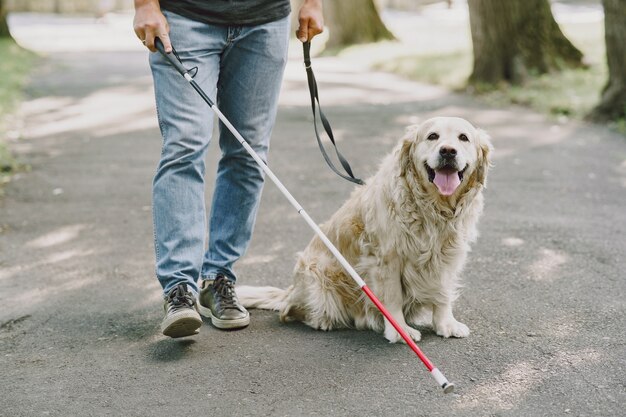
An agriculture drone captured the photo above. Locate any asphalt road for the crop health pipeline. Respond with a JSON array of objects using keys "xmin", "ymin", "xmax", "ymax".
[{"xmin": 1, "ymin": 12, "xmax": 625, "ymax": 417}]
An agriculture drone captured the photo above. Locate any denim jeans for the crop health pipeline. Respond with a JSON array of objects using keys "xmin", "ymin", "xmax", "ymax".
[{"xmin": 149, "ymin": 10, "xmax": 290, "ymax": 296}]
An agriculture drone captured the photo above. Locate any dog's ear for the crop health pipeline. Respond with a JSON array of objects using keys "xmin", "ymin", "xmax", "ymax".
[
  {"xmin": 399, "ymin": 124, "xmax": 419, "ymax": 177},
  {"xmin": 476, "ymin": 128, "xmax": 494, "ymax": 187}
]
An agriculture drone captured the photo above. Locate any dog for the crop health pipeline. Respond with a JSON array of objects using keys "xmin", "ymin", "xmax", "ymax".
[{"xmin": 237, "ymin": 117, "xmax": 493, "ymax": 343}]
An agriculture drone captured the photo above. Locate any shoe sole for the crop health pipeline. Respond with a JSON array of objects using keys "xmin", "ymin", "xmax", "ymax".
[
  {"xmin": 161, "ymin": 310, "xmax": 202, "ymax": 338},
  {"xmin": 197, "ymin": 303, "xmax": 250, "ymax": 330}
]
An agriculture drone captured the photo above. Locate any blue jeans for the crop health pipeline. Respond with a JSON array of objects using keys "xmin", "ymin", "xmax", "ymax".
[{"xmin": 149, "ymin": 11, "xmax": 290, "ymax": 296}]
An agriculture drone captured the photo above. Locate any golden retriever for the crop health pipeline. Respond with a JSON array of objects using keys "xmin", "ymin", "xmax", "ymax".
[{"xmin": 237, "ymin": 117, "xmax": 493, "ymax": 343}]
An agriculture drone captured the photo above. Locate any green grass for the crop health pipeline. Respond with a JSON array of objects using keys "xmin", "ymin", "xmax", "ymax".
[
  {"xmin": 478, "ymin": 60, "xmax": 607, "ymax": 120},
  {"xmin": 0, "ymin": 38, "xmax": 36, "ymax": 185},
  {"xmin": 335, "ymin": 15, "xmax": 620, "ymax": 129},
  {"xmin": 477, "ymin": 20, "xmax": 610, "ymax": 122},
  {"xmin": 374, "ymin": 49, "xmax": 472, "ymax": 90}
]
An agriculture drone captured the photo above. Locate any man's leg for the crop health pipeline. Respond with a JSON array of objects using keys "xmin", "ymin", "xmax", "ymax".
[
  {"xmin": 149, "ymin": 10, "xmax": 226, "ymax": 336},
  {"xmin": 202, "ymin": 16, "xmax": 290, "ymax": 282},
  {"xmin": 198, "ymin": 17, "xmax": 290, "ymax": 329}
]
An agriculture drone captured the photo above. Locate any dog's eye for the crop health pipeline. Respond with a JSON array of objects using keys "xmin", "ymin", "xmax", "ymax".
[
  {"xmin": 427, "ymin": 132, "xmax": 439, "ymax": 141},
  {"xmin": 459, "ymin": 134, "xmax": 469, "ymax": 142}
]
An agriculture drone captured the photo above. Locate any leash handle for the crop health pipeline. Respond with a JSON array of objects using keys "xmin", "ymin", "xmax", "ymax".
[{"xmin": 303, "ymin": 42, "xmax": 365, "ymax": 186}]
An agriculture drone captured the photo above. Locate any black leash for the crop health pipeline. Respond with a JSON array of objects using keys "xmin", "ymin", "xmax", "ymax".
[
  {"xmin": 303, "ymin": 42, "xmax": 364, "ymax": 186},
  {"xmin": 158, "ymin": 39, "xmax": 363, "ymax": 185}
]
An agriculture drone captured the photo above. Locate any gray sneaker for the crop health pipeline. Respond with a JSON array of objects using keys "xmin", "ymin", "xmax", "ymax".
[
  {"xmin": 197, "ymin": 275, "xmax": 250, "ymax": 329},
  {"xmin": 161, "ymin": 283, "xmax": 202, "ymax": 338}
]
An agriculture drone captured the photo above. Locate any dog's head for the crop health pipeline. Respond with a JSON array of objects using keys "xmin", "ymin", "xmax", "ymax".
[{"xmin": 400, "ymin": 117, "xmax": 493, "ymax": 199}]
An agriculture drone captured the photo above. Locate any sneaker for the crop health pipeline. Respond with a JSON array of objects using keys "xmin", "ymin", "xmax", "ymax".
[
  {"xmin": 198, "ymin": 275, "xmax": 250, "ymax": 329},
  {"xmin": 161, "ymin": 283, "xmax": 202, "ymax": 338}
]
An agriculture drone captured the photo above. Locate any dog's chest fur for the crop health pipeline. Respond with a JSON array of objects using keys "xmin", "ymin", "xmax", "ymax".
[
  {"xmin": 398, "ymin": 215, "xmax": 469, "ymax": 304},
  {"xmin": 366, "ymin": 183, "xmax": 482, "ymax": 305}
]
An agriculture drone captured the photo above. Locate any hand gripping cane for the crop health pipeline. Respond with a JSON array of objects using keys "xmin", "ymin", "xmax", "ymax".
[{"xmin": 153, "ymin": 38, "xmax": 455, "ymax": 394}]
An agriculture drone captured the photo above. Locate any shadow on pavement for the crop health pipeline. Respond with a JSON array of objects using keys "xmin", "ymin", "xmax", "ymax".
[{"xmin": 148, "ymin": 338, "xmax": 197, "ymax": 362}]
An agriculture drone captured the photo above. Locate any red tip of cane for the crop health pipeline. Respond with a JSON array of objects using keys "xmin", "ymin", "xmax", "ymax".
[{"xmin": 442, "ymin": 382, "xmax": 455, "ymax": 394}]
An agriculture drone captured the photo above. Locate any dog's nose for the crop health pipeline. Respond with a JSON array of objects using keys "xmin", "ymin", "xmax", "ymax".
[{"xmin": 439, "ymin": 146, "xmax": 457, "ymax": 159}]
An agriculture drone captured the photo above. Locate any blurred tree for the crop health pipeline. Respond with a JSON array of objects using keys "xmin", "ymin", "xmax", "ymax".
[
  {"xmin": 467, "ymin": 0, "xmax": 583, "ymax": 85},
  {"xmin": 0, "ymin": 0, "xmax": 12, "ymax": 38},
  {"xmin": 588, "ymin": 0, "xmax": 626, "ymax": 122},
  {"xmin": 325, "ymin": 0, "xmax": 395, "ymax": 48}
]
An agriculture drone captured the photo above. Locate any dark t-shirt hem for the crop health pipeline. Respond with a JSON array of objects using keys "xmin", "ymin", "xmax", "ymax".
[{"xmin": 160, "ymin": 2, "xmax": 291, "ymax": 27}]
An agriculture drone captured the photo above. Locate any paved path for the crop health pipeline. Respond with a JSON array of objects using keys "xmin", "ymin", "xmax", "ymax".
[{"xmin": 1, "ymin": 12, "xmax": 625, "ymax": 417}]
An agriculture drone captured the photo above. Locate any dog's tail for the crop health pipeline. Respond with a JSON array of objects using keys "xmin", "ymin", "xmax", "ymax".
[{"xmin": 236, "ymin": 285, "xmax": 290, "ymax": 311}]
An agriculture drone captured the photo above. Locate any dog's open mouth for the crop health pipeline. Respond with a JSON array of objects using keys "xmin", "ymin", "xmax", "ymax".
[{"xmin": 426, "ymin": 164, "xmax": 467, "ymax": 196}]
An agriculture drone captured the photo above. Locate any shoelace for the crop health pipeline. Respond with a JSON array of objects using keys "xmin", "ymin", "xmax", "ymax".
[
  {"xmin": 213, "ymin": 277, "xmax": 238, "ymax": 309},
  {"xmin": 167, "ymin": 284, "xmax": 195, "ymax": 311}
]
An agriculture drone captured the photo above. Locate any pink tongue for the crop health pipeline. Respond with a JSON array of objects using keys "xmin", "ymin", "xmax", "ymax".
[{"xmin": 433, "ymin": 170, "xmax": 461, "ymax": 196}]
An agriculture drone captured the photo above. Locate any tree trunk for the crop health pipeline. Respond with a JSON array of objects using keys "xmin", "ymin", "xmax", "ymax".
[
  {"xmin": 325, "ymin": 0, "xmax": 395, "ymax": 48},
  {"xmin": 0, "ymin": 0, "xmax": 12, "ymax": 39},
  {"xmin": 587, "ymin": 0, "xmax": 626, "ymax": 122},
  {"xmin": 468, "ymin": 0, "xmax": 583, "ymax": 85}
]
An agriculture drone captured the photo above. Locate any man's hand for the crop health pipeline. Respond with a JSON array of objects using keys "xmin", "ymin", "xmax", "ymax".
[
  {"xmin": 133, "ymin": 0, "xmax": 171, "ymax": 53},
  {"xmin": 296, "ymin": 0, "xmax": 324, "ymax": 43}
]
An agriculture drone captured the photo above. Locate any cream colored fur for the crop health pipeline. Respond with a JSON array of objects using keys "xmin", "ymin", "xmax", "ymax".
[{"xmin": 237, "ymin": 117, "xmax": 493, "ymax": 343}]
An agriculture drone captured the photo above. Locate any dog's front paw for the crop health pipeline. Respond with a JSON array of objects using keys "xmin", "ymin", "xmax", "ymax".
[
  {"xmin": 384, "ymin": 326, "xmax": 422, "ymax": 344},
  {"xmin": 434, "ymin": 319, "xmax": 470, "ymax": 338}
]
